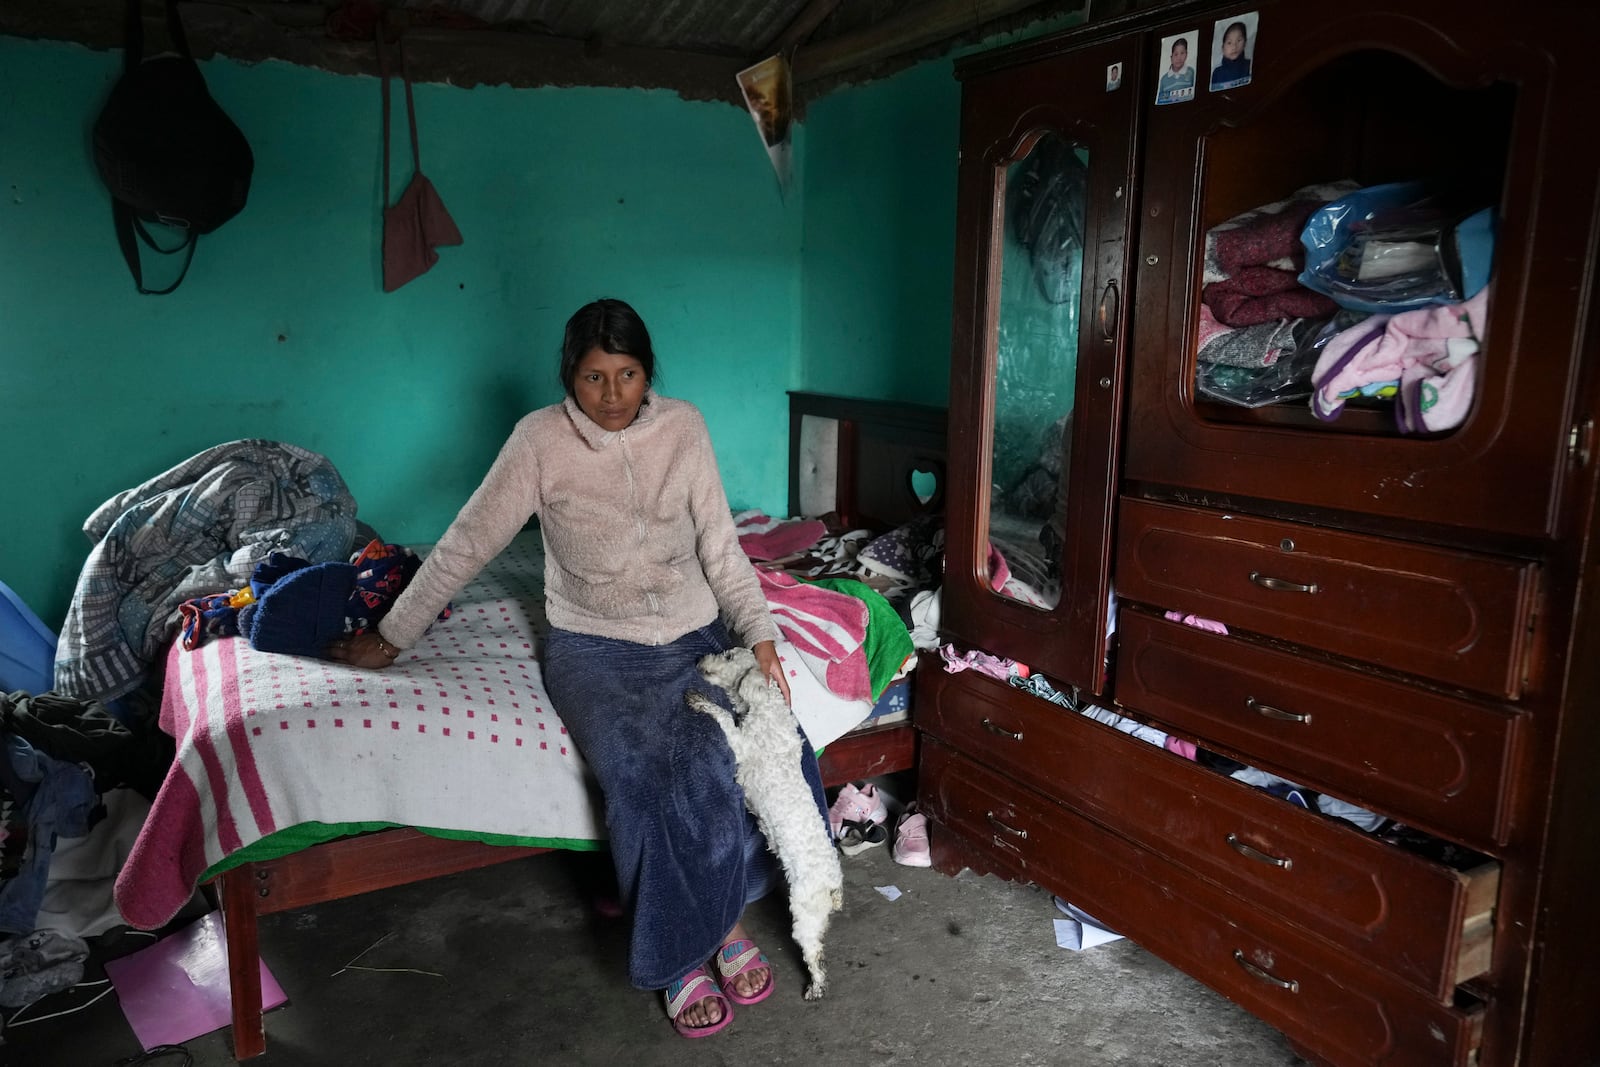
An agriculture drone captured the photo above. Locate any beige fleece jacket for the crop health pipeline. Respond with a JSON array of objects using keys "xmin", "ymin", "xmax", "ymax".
[{"xmin": 377, "ymin": 392, "xmax": 778, "ymax": 653}]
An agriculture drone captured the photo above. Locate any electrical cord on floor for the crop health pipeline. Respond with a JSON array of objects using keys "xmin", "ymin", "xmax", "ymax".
[
  {"xmin": 0, "ymin": 928, "xmax": 170, "ymax": 1052},
  {"xmin": 5, "ymin": 979, "xmax": 114, "ymax": 1027},
  {"xmin": 118, "ymin": 1044, "xmax": 193, "ymax": 1065}
]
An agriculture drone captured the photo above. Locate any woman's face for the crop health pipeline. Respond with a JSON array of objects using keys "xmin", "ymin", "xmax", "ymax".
[
  {"xmin": 573, "ymin": 347, "xmax": 649, "ymax": 432},
  {"xmin": 1170, "ymin": 42, "xmax": 1188, "ymax": 72},
  {"xmin": 1222, "ymin": 28, "xmax": 1246, "ymax": 61}
]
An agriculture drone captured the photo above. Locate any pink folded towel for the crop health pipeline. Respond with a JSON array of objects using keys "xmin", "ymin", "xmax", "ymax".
[{"xmin": 736, "ymin": 512, "xmax": 827, "ymax": 561}]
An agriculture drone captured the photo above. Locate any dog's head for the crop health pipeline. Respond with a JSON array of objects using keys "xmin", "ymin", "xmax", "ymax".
[{"xmin": 696, "ymin": 646, "xmax": 759, "ymax": 692}]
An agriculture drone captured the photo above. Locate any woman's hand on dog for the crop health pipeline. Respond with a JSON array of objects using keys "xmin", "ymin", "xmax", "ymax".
[{"xmin": 752, "ymin": 640, "xmax": 791, "ymax": 706}]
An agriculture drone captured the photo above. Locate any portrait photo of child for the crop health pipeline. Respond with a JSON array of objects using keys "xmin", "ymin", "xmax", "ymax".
[
  {"xmin": 1105, "ymin": 61, "xmax": 1123, "ymax": 92},
  {"xmin": 1153, "ymin": 30, "xmax": 1197, "ymax": 105},
  {"xmin": 1208, "ymin": 12, "xmax": 1259, "ymax": 92}
]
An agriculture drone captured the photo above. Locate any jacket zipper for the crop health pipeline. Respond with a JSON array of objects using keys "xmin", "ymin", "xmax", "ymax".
[{"xmin": 619, "ymin": 429, "xmax": 663, "ymax": 641}]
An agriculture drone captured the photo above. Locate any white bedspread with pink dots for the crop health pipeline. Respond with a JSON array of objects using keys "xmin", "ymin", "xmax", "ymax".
[{"xmin": 114, "ymin": 533, "xmax": 605, "ymax": 929}]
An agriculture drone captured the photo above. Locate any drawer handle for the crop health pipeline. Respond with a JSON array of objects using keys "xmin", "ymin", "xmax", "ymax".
[
  {"xmin": 1233, "ymin": 949, "xmax": 1299, "ymax": 993},
  {"xmin": 1246, "ymin": 697, "xmax": 1311, "ymax": 724},
  {"xmin": 1249, "ymin": 571, "xmax": 1318, "ymax": 594},
  {"xmin": 981, "ymin": 718, "xmax": 1024, "ymax": 741},
  {"xmin": 987, "ymin": 811, "xmax": 1028, "ymax": 839},
  {"xmin": 1226, "ymin": 833, "xmax": 1293, "ymax": 870}
]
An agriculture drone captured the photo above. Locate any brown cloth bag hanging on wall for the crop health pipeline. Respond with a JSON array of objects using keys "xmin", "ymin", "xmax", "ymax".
[{"xmin": 379, "ymin": 32, "xmax": 462, "ymax": 292}]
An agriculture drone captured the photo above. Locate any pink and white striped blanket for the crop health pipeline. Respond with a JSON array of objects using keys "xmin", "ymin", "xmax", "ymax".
[
  {"xmin": 757, "ymin": 569, "xmax": 872, "ymax": 703},
  {"xmin": 114, "ymin": 534, "xmax": 605, "ymax": 930}
]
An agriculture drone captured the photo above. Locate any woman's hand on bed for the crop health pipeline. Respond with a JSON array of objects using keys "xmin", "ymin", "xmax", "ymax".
[
  {"xmin": 326, "ymin": 632, "xmax": 401, "ymax": 669},
  {"xmin": 752, "ymin": 640, "xmax": 791, "ymax": 706}
]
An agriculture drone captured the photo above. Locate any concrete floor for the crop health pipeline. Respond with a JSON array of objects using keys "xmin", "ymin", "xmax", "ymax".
[{"xmin": 7, "ymin": 830, "xmax": 1307, "ymax": 1067}]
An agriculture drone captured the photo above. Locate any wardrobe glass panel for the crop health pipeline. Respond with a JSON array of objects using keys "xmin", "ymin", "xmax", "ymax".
[
  {"xmin": 989, "ymin": 132, "xmax": 1087, "ymax": 612},
  {"xmin": 1189, "ymin": 52, "xmax": 1511, "ymax": 438}
]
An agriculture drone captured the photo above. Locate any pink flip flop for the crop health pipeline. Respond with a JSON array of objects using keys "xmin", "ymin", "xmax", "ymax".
[
  {"xmin": 715, "ymin": 938, "xmax": 775, "ymax": 1005},
  {"xmin": 663, "ymin": 964, "xmax": 733, "ymax": 1038}
]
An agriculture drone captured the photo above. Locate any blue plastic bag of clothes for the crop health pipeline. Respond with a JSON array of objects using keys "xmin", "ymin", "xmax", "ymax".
[{"xmin": 1298, "ymin": 181, "xmax": 1494, "ymax": 313}]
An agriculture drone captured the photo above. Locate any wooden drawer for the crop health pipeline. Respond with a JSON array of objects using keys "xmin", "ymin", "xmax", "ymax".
[
  {"xmin": 1114, "ymin": 497, "xmax": 1539, "ymax": 699},
  {"xmin": 916, "ymin": 662, "xmax": 1498, "ymax": 1001},
  {"xmin": 920, "ymin": 740, "xmax": 1485, "ymax": 1067},
  {"xmin": 1115, "ymin": 609, "xmax": 1523, "ymax": 851}
]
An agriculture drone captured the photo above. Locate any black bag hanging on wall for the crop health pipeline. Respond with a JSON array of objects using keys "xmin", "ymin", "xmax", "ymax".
[{"xmin": 92, "ymin": 0, "xmax": 253, "ymax": 294}]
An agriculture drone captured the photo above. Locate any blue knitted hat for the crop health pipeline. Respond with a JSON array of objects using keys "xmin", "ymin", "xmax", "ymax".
[{"xmin": 246, "ymin": 561, "xmax": 357, "ymax": 658}]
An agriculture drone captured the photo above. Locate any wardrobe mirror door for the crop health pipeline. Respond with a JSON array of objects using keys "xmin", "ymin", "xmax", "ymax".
[{"xmin": 987, "ymin": 131, "xmax": 1088, "ymax": 612}]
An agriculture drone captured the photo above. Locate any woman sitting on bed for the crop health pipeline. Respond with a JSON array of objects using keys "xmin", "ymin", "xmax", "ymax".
[{"xmin": 328, "ymin": 297, "xmax": 825, "ymax": 1039}]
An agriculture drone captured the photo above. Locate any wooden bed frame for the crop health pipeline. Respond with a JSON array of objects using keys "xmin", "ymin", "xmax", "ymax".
[{"xmin": 216, "ymin": 391, "xmax": 947, "ymax": 1059}]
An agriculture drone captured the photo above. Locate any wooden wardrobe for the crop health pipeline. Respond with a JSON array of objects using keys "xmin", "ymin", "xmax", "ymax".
[{"xmin": 915, "ymin": 2, "xmax": 1600, "ymax": 1064}]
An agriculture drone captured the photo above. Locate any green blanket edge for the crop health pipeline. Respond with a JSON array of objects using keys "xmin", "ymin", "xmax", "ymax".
[{"xmin": 201, "ymin": 821, "xmax": 607, "ymax": 883}]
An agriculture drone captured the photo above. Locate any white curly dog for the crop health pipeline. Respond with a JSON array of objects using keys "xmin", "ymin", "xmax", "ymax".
[{"xmin": 687, "ymin": 646, "xmax": 844, "ymax": 999}]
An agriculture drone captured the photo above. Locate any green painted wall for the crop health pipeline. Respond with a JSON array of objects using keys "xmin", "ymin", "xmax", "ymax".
[
  {"xmin": 797, "ymin": 60, "xmax": 960, "ymax": 406},
  {"xmin": 795, "ymin": 12, "xmax": 1088, "ymax": 405},
  {"xmin": 1, "ymin": 38, "xmax": 802, "ymax": 632},
  {"xmin": 2, "ymin": 14, "xmax": 1084, "ymax": 638}
]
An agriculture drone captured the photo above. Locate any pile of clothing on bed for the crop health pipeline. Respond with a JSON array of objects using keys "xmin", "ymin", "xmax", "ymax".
[
  {"xmin": 51, "ymin": 437, "xmax": 440, "ymax": 704},
  {"xmin": 177, "ymin": 537, "xmax": 441, "ymax": 657},
  {"xmin": 736, "ymin": 506, "xmax": 1050, "ymax": 680},
  {"xmin": 0, "ymin": 439, "xmax": 396, "ymax": 979},
  {"xmin": 735, "ymin": 510, "xmax": 944, "ymax": 742},
  {"xmin": 52, "ymin": 439, "xmax": 365, "ymax": 707}
]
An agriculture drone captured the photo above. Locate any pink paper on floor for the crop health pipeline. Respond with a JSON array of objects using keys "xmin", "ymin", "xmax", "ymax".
[{"xmin": 105, "ymin": 911, "xmax": 287, "ymax": 1050}]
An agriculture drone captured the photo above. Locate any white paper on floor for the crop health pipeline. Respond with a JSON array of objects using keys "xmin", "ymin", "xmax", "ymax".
[
  {"xmin": 874, "ymin": 885, "xmax": 903, "ymax": 901},
  {"xmin": 1053, "ymin": 896, "xmax": 1123, "ymax": 950}
]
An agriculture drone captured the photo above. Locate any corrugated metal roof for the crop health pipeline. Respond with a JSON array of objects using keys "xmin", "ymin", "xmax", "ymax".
[
  {"xmin": 0, "ymin": 0, "xmax": 1094, "ymax": 101},
  {"xmin": 395, "ymin": 0, "xmax": 804, "ymax": 55},
  {"xmin": 404, "ymin": 0, "xmax": 959, "ymax": 58}
]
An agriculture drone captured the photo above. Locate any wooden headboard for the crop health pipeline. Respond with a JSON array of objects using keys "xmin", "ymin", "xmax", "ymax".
[{"xmin": 787, "ymin": 391, "xmax": 948, "ymax": 530}]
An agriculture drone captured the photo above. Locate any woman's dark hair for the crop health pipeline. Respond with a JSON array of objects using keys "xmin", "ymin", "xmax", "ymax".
[
  {"xmin": 1225, "ymin": 21, "xmax": 1248, "ymax": 41},
  {"xmin": 559, "ymin": 298, "xmax": 657, "ymax": 396}
]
